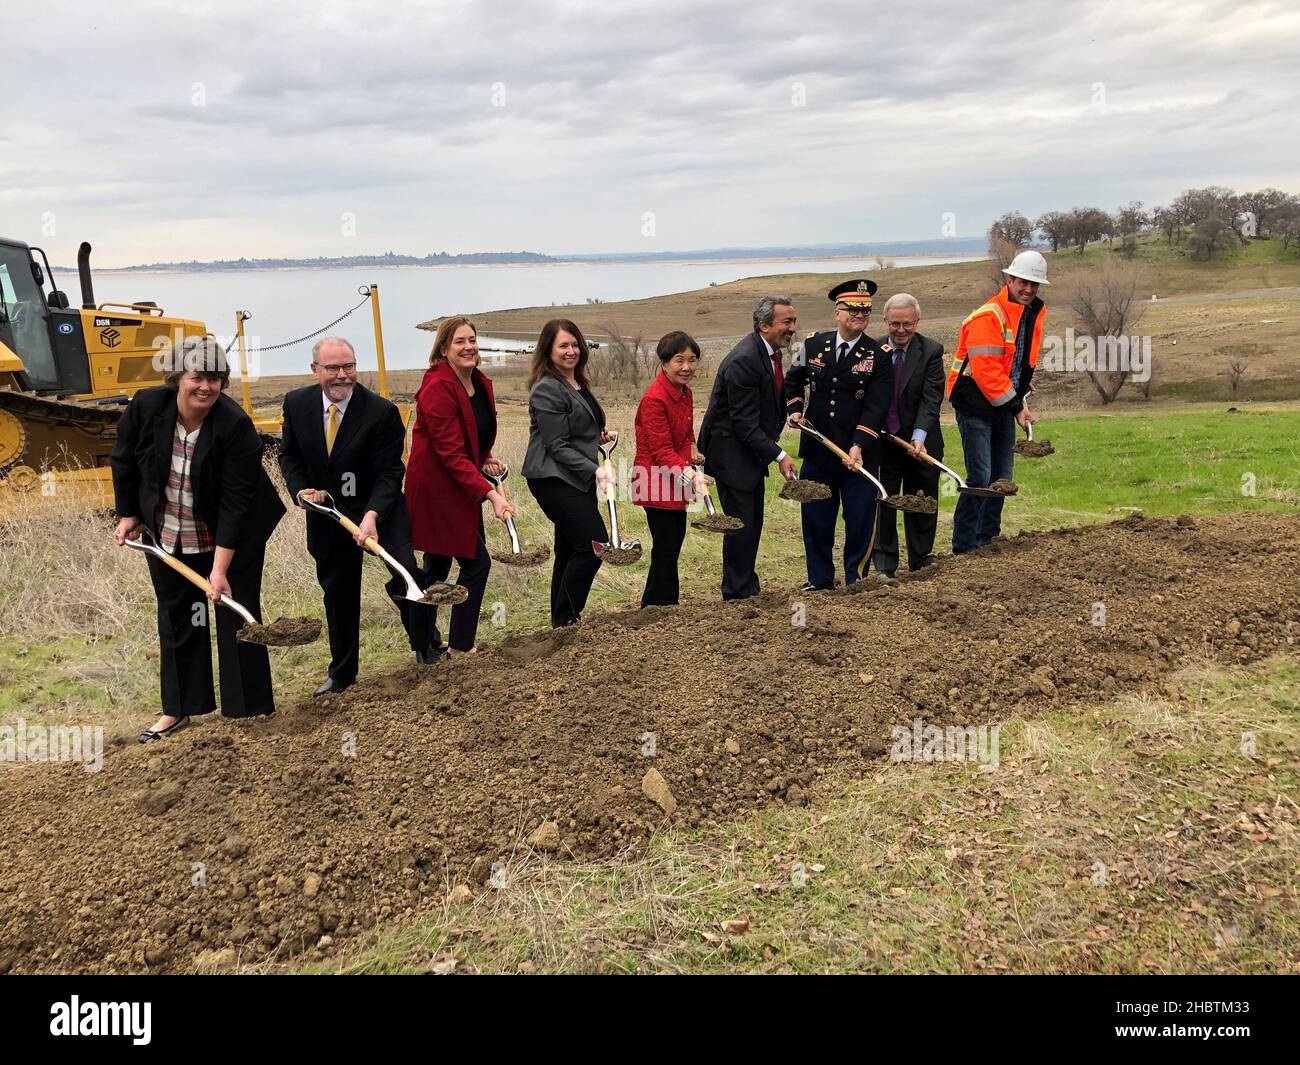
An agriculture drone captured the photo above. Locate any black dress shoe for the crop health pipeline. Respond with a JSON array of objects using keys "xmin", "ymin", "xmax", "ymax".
[
  {"xmin": 798, "ymin": 581, "xmax": 833, "ymax": 593},
  {"xmin": 138, "ymin": 716, "xmax": 189, "ymax": 744},
  {"xmin": 878, "ymin": 570, "xmax": 897, "ymax": 580},
  {"xmin": 416, "ymin": 646, "xmax": 448, "ymax": 665},
  {"xmin": 314, "ymin": 677, "xmax": 354, "ymax": 698}
]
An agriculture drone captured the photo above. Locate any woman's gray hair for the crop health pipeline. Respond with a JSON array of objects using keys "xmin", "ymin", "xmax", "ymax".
[
  {"xmin": 159, "ymin": 334, "xmax": 231, "ymax": 389},
  {"xmin": 882, "ymin": 293, "xmax": 922, "ymax": 317},
  {"xmin": 753, "ymin": 295, "xmax": 793, "ymax": 329}
]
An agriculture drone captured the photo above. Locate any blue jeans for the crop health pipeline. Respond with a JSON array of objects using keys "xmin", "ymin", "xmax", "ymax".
[{"xmin": 952, "ymin": 408, "xmax": 1015, "ymax": 554}]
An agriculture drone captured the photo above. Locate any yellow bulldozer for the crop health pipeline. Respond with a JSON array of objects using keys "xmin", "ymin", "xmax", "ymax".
[
  {"xmin": 0, "ymin": 238, "xmax": 210, "ymax": 512},
  {"xmin": 0, "ymin": 236, "xmax": 400, "ymax": 518}
]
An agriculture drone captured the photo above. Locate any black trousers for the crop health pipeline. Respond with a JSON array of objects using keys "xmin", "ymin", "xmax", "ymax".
[
  {"xmin": 715, "ymin": 478, "xmax": 765, "ymax": 601},
  {"xmin": 145, "ymin": 544, "xmax": 274, "ymax": 719},
  {"xmin": 313, "ymin": 523, "xmax": 435, "ymax": 684},
  {"xmin": 641, "ymin": 506, "xmax": 687, "ymax": 607},
  {"xmin": 873, "ymin": 449, "xmax": 941, "ymax": 574},
  {"xmin": 798, "ymin": 454, "xmax": 877, "ymax": 588},
  {"xmin": 528, "ymin": 476, "xmax": 608, "ymax": 627},
  {"xmin": 422, "ymin": 518, "xmax": 492, "ymax": 652}
]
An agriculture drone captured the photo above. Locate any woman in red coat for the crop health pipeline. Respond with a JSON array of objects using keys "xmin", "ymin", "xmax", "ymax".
[
  {"xmin": 405, "ymin": 317, "xmax": 513, "ymax": 654},
  {"xmin": 631, "ymin": 331, "xmax": 706, "ymax": 607}
]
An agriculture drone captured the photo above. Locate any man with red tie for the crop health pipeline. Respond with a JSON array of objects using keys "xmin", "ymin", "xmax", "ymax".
[{"xmin": 697, "ymin": 296, "xmax": 798, "ymax": 600}]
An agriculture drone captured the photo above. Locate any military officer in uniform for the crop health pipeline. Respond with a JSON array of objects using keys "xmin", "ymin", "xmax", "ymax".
[{"xmin": 784, "ymin": 280, "xmax": 893, "ymax": 590}]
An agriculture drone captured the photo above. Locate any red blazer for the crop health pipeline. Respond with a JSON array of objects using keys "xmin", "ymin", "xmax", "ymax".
[
  {"xmin": 632, "ymin": 370, "xmax": 696, "ymax": 511},
  {"xmin": 406, "ymin": 362, "xmax": 496, "ymax": 558}
]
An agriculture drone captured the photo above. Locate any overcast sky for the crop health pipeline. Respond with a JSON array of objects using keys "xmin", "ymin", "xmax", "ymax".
[{"xmin": 3, "ymin": 0, "xmax": 1297, "ymax": 266}]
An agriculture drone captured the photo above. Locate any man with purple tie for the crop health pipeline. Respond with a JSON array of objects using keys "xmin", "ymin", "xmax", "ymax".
[{"xmin": 852, "ymin": 293, "xmax": 945, "ymax": 576}]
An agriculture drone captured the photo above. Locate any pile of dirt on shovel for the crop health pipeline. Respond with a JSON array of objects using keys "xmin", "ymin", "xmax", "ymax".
[{"xmin": 2, "ymin": 512, "xmax": 1297, "ymax": 974}]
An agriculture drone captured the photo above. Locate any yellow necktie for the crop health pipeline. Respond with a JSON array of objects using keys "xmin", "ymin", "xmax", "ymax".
[{"xmin": 326, "ymin": 403, "xmax": 339, "ymax": 455}]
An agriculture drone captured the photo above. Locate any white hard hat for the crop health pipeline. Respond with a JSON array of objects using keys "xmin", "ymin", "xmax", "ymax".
[{"xmin": 1002, "ymin": 249, "xmax": 1050, "ymax": 285}]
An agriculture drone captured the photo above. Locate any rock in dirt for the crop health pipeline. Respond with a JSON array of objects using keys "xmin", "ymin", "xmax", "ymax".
[
  {"xmin": 642, "ymin": 768, "xmax": 678, "ymax": 815},
  {"xmin": 446, "ymin": 884, "xmax": 474, "ymax": 906},
  {"xmin": 136, "ymin": 781, "xmax": 183, "ymax": 817},
  {"xmin": 527, "ymin": 821, "xmax": 561, "ymax": 852},
  {"xmin": 724, "ymin": 737, "xmax": 741, "ymax": 755},
  {"xmin": 468, "ymin": 856, "xmax": 492, "ymax": 882}
]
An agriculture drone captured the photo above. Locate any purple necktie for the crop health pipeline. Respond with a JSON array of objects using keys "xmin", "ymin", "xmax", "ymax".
[{"xmin": 886, "ymin": 347, "xmax": 904, "ymax": 434}]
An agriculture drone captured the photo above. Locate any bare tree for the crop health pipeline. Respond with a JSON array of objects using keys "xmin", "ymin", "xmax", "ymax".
[
  {"xmin": 1227, "ymin": 360, "xmax": 1248, "ymax": 397},
  {"xmin": 590, "ymin": 324, "xmax": 655, "ymax": 390},
  {"xmin": 1070, "ymin": 264, "xmax": 1146, "ymax": 404},
  {"xmin": 1115, "ymin": 201, "xmax": 1149, "ymax": 259},
  {"xmin": 1188, "ymin": 215, "xmax": 1237, "ymax": 260},
  {"xmin": 987, "ymin": 233, "xmax": 1021, "ymax": 291}
]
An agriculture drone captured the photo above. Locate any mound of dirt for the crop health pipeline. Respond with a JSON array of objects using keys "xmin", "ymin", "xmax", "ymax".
[
  {"xmin": 988, "ymin": 479, "xmax": 1019, "ymax": 495},
  {"xmin": 2, "ymin": 512, "xmax": 1297, "ymax": 973},
  {"xmin": 1014, "ymin": 439, "xmax": 1055, "ymax": 458}
]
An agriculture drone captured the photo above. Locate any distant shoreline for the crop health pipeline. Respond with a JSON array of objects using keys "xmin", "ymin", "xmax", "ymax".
[{"xmin": 80, "ymin": 253, "xmax": 985, "ymax": 275}]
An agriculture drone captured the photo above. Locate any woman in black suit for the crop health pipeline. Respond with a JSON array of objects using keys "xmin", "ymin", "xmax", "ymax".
[
  {"xmin": 522, "ymin": 318, "xmax": 614, "ymax": 627},
  {"xmin": 109, "ymin": 335, "xmax": 285, "ymax": 741}
]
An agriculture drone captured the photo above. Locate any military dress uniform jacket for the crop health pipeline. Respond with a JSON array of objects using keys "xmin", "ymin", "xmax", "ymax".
[{"xmin": 784, "ymin": 331, "xmax": 893, "ymax": 466}]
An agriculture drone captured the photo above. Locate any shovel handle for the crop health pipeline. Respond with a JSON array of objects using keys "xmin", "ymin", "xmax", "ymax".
[
  {"xmin": 122, "ymin": 530, "xmax": 257, "ymax": 625},
  {"xmin": 797, "ymin": 421, "xmax": 889, "ymax": 499},
  {"xmin": 297, "ymin": 489, "xmax": 381, "ymax": 555}
]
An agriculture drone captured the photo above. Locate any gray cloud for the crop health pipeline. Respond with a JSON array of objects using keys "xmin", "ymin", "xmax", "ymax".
[{"xmin": 3, "ymin": 0, "xmax": 1297, "ymax": 265}]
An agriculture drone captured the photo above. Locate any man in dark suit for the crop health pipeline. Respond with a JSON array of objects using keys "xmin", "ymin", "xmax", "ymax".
[
  {"xmin": 278, "ymin": 336, "xmax": 437, "ymax": 696},
  {"xmin": 697, "ymin": 295, "xmax": 798, "ymax": 600},
  {"xmin": 848, "ymin": 293, "xmax": 945, "ymax": 576},
  {"xmin": 785, "ymin": 279, "xmax": 893, "ymax": 590}
]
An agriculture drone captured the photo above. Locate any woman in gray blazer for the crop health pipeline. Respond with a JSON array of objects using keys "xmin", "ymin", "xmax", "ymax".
[{"xmin": 522, "ymin": 319, "xmax": 614, "ymax": 627}]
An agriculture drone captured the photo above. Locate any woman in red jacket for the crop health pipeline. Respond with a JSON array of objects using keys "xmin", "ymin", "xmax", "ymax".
[
  {"xmin": 632, "ymin": 331, "xmax": 706, "ymax": 607},
  {"xmin": 406, "ymin": 317, "xmax": 513, "ymax": 654}
]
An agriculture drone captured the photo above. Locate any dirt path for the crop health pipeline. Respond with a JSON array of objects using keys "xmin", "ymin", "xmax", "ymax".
[{"xmin": 1, "ymin": 511, "xmax": 1296, "ymax": 974}]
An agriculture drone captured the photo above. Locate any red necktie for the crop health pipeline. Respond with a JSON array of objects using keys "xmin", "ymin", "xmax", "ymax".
[{"xmin": 772, "ymin": 352, "xmax": 783, "ymax": 396}]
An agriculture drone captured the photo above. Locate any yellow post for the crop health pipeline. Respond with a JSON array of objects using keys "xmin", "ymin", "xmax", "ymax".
[
  {"xmin": 367, "ymin": 283, "xmax": 390, "ymax": 400},
  {"xmin": 234, "ymin": 310, "xmax": 254, "ymax": 418}
]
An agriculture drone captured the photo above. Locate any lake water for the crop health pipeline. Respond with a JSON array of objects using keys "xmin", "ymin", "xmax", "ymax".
[{"xmin": 72, "ymin": 255, "xmax": 982, "ymax": 377}]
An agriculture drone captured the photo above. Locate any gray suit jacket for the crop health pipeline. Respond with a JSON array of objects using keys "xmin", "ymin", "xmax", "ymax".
[{"xmin": 522, "ymin": 375, "xmax": 606, "ymax": 491}]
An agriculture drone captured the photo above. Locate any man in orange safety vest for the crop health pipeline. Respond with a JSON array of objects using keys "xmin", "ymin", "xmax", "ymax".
[{"xmin": 945, "ymin": 250, "xmax": 1047, "ymax": 554}]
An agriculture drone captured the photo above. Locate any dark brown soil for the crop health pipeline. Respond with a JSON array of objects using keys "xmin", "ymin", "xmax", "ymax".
[
  {"xmin": 780, "ymin": 479, "xmax": 832, "ymax": 502},
  {"xmin": 885, "ymin": 493, "xmax": 938, "ymax": 514},
  {"xmin": 692, "ymin": 514, "xmax": 745, "ymax": 534},
  {"xmin": 2, "ymin": 512, "xmax": 1297, "ymax": 973},
  {"xmin": 490, "ymin": 546, "xmax": 551, "ymax": 567},
  {"xmin": 596, "ymin": 544, "xmax": 643, "ymax": 566},
  {"xmin": 418, "ymin": 583, "xmax": 469, "ymax": 605},
  {"xmin": 988, "ymin": 479, "xmax": 1020, "ymax": 495},
  {"xmin": 1014, "ymin": 439, "xmax": 1055, "ymax": 457},
  {"xmin": 235, "ymin": 617, "xmax": 323, "ymax": 647}
]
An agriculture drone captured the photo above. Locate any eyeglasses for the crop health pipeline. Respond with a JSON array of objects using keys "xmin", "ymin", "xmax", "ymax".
[
  {"xmin": 839, "ymin": 308, "xmax": 870, "ymax": 318},
  {"xmin": 314, "ymin": 362, "xmax": 356, "ymax": 375}
]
